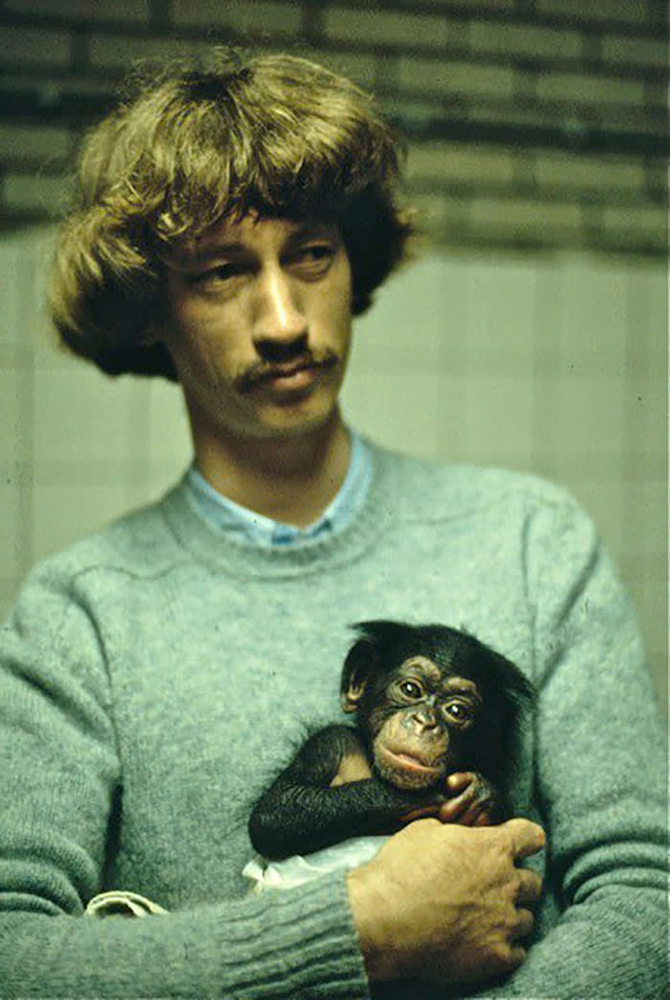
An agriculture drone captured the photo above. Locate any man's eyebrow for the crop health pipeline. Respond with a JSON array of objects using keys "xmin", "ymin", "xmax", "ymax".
[
  {"xmin": 190, "ymin": 241, "xmax": 250, "ymax": 263},
  {"xmin": 280, "ymin": 223, "xmax": 342, "ymax": 255},
  {"xmin": 285, "ymin": 221, "xmax": 337, "ymax": 241},
  {"xmin": 189, "ymin": 223, "xmax": 338, "ymax": 263}
]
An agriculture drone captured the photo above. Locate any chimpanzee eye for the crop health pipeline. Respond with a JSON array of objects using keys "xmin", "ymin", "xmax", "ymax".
[
  {"xmin": 444, "ymin": 701, "xmax": 473, "ymax": 724},
  {"xmin": 399, "ymin": 680, "xmax": 423, "ymax": 699}
]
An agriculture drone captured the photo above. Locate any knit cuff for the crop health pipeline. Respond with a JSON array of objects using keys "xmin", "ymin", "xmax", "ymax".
[{"xmin": 208, "ymin": 870, "xmax": 370, "ymax": 998}]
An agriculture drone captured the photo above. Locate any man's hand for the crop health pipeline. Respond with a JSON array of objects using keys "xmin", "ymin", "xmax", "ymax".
[{"xmin": 347, "ymin": 817, "xmax": 545, "ymax": 985}]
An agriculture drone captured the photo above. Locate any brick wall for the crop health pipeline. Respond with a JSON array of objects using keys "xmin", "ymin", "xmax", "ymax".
[{"xmin": 0, "ymin": 0, "xmax": 666, "ymax": 255}]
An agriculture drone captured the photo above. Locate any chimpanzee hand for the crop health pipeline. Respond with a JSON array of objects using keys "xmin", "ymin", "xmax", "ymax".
[
  {"xmin": 396, "ymin": 772, "xmax": 499, "ymax": 827},
  {"xmin": 395, "ymin": 790, "xmax": 449, "ymax": 824},
  {"xmin": 438, "ymin": 771, "xmax": 499, "ymax": 826}
]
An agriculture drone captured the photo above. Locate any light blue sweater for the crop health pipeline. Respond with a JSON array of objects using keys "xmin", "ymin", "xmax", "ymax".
[{"xmin": 0, "ymin": 443, "xmax": 666, "ymax": 998}]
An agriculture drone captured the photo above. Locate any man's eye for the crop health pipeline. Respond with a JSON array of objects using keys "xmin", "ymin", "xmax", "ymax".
[
  {"xmin": 196, "ymin": 263, "xmax": 245, "ymax": 284},
  {"xmin": 290, "ymin": 244, "xmax": 336, "ymax": 275},
  {"xmin": 190, "ymin": 262, "xmax": 244, "ymax": 287}
]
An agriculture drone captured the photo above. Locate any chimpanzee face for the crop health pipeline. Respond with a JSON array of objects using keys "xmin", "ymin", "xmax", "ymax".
[
  {"xmin": 363, "ymin": 655, "xmax": 483, "ymax": 790},
  {"xmin": 340, "ymin": 620, "xmax": 533, "ymax": 794}
]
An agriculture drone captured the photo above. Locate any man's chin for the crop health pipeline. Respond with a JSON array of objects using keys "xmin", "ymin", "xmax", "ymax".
[
  {"xmin": 240, "ymin": 398, "xmax": 342, "ymax": 443},
  {"xmin": 243, "ymin": 382, "xmax": 343, "ymax": 436}
]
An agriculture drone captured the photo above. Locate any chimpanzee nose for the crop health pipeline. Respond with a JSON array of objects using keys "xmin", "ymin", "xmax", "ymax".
[{"xmin": 404, "ymin": 704, "xmax": 439, "ymax": 732}]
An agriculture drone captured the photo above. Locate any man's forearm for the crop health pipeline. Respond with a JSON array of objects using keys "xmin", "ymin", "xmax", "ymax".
[{"xmin": 0, "ymin": 876, "xmax": 367, "ymax": 998}]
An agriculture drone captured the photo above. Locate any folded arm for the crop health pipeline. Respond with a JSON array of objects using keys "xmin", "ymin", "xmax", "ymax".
[
  {"xmin": 0, "ymin": 566, "xmax": 368, "ymax": 999},
  {"xmin": 475, "ymin": 497, "xmax": 668, "ymax": 999}
]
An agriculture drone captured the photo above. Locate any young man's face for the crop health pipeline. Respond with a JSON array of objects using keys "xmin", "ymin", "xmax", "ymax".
[{"xmin": 159, "ymin": 213, "xmax": 353, "ymax": 446}]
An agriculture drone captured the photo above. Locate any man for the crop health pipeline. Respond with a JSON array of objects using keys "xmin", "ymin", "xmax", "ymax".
[{"xmin": 0, "ymin": 52, "xmax": 665, "ymax": 998}]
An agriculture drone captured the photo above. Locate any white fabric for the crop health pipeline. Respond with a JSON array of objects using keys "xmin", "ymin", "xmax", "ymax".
[{"xmin": 242, "ymin": 835, "xmax": 389, "ymax": 892}]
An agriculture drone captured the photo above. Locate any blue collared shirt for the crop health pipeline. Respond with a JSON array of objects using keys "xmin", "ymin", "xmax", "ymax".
[{"xmin": 184, "ymin": 431, "xmax": 371, "ymax": 547}]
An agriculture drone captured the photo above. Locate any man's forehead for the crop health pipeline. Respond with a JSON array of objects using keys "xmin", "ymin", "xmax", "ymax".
[{"xmin": 168, "ymin": 213, "xmax": 339, "ymax": 268}]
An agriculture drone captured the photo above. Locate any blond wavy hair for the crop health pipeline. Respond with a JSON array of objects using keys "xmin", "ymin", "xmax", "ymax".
[{"xmin": 49, "ymin": 51, "xmax": 414, "ymax": 379}]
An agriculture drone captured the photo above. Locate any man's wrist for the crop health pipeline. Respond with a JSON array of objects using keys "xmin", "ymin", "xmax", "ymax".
[{"xmin": 346, "ymin": 864, "xmax": 396, "ymax": 983}]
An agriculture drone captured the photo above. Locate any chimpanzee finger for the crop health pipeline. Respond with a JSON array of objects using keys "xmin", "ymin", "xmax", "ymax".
[
  {"xmin": 443, "ymin": 772, "xmax": 478, "ymax": 807},
  {"xmin": 441, "ymin": 774, "xmax": 494, "ymax": 821},
  {"xmin": 447, "ymin": 772, "xmax": 495, "ymax": 808},
  {"xmin": 438, "ymin": 788, "xmax": 483, "ymax": 822},
  {"xmin": 455, "ymin": 795, "xmax": 495, "ymax": 826},
  {"xmin": 399, "ymin": 801, "xmax": 442, "ymax": 823},
  {"xmin": 437, "ymin": 794, "xmax": 469, "ymax": 821},
  {"xmin": 446, "ymin": 771, "xmax": 476, "ymax": 794},
  {"xmin": 472, "ymin": 808, "xmax": 495, "ymax": 827}
]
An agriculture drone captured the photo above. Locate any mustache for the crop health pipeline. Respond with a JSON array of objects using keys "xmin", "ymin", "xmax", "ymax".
[{"xmin": 234, "ymin": 348, "xmax": 340, "ymax": 392}]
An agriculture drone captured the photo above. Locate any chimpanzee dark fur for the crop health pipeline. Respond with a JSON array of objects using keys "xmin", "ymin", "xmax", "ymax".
[{"xmin": 249, "ymin": 620, "xmax": 534, "ymax": 859}]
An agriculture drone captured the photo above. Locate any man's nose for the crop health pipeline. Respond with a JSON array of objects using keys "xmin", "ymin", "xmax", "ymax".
[{"xmin": 252, "ymin": 267, "xmax": 308, "ymax": 354}]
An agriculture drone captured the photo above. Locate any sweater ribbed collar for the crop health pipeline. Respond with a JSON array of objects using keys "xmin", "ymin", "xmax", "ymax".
[{"xmin": 159, "ymin": 441, "xmax": 401, "ymax": 580}]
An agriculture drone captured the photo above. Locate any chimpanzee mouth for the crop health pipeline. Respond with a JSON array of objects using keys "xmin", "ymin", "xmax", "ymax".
[{"xmin": 380, "ymin": 747, "xmax": 443, "ymax": 776}]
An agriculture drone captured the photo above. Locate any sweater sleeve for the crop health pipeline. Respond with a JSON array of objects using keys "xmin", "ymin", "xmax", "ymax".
[
  {"xmin": 479, "ymin": 496, "xmax": 667, "ymax": 999},
  {"xmin": 0, "ymin": 564, "xmax": 369, "ymax": 998}
]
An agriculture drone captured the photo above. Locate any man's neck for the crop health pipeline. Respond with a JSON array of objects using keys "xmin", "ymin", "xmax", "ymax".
[{"xmin": 190, "ymin": 411, "xmax": 351, "ymax": 529}]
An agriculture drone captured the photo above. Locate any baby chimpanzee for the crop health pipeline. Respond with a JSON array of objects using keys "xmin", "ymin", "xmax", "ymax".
[{"xmin": 249, "ymin": 620, "xmax": 534, "ymax": 861}]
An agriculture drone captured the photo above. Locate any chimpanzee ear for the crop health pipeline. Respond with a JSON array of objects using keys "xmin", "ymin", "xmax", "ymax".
[
  {"xmin": 340, "ymin": 637, "xmax": 377, "ymax": 714},
  {"xmin": 341, "ymin": 678, "xmax": 366, "ymax": 714}
]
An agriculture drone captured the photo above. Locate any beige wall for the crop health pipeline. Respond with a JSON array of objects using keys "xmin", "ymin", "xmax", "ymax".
[{"xmin": 1, "ymin": 226, "xmax": 666, "ymax": 710}]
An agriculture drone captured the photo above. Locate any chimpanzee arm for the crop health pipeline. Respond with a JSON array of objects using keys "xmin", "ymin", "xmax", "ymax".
[{"xmin": 249, "ymin": 724, "xmax": 442, "ymax": 859}]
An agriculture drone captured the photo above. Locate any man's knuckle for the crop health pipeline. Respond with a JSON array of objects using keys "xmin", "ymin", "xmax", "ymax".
[{"xmin": 489, "ymin": 941, "xmax": 514, "ymax": 971}]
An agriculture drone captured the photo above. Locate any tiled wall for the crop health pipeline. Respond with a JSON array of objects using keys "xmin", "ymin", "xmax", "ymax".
[
  {"xmin": 1, "ymin": 226, "xmax": 666, "ymax": 709},
  {"xmin": 0, "ymin": 2, "xmax": 666, "ymax": 708},
  {"xmin": 0, "ymin": 0, "xmax": 666, "ymax": 256}
]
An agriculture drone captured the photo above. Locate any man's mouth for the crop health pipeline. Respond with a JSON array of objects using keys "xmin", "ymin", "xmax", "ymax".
[
  {"xmin": 263, "ymin": 360, "xmax": 319, "ymax": 382},
  {"xmin": 237, "ymin": 355, "xmax": 337, "ymax": 394}
]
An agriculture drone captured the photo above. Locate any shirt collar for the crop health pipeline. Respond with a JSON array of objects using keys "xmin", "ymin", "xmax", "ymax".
[{"xmin": 184, "ymin": 430, "xmax": 371, "ymax": 547}]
